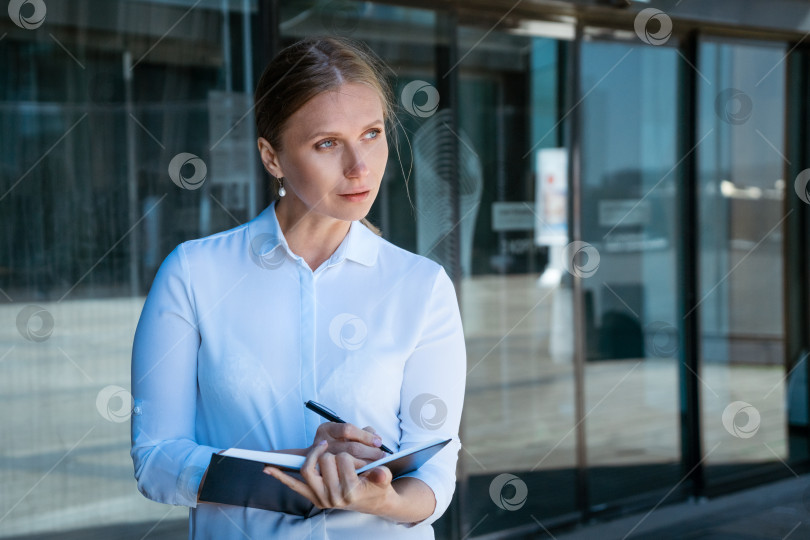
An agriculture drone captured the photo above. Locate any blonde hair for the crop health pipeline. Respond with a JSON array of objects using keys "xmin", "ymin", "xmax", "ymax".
[{"xmin": 254, "ymin": 35, "xmax": 396, "ymax": 236}]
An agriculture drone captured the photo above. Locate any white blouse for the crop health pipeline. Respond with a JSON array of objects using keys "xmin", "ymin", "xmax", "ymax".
[{"xmin": 130, "ymin": 200, "xmax": 467, "ymax": 539}]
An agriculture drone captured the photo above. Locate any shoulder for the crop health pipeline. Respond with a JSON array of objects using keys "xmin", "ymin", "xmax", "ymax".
[
  {"xmin": 173, "ymin": 221, "xmax": 251, "ymax": 266},
  {"xmin": 359, "ymin": 225, "xmax": 452, "ymax": 291},
  {"xmin": 180, "ymin": 221, "xmax": 250, "ymax": 252},
  {"xmin": 149, "ymin": 222, "xmax": 252, "ymax": 291}
]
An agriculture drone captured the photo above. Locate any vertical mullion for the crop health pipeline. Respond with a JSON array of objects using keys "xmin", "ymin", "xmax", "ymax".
[
  {"xmin": 435, "ymin": 10, "xmax": 463, "ymax": 539},
  {"xmin": 677, "ymin": 30, "xmax": 705, "ymax": 499},
  {"xmin": 784, "ymin": 47, "xmax": 810, "ymax": 461},
  {"xmin": 435, "ymin": 10, "xmax": 462, "ymax": 290},
  {"xmin": 566, "ymin": 21, "xmax": 589, "ymax": 520},
  {"xmin": 256, "ymin": 0, "xmax": 280, "ymax": 211}
]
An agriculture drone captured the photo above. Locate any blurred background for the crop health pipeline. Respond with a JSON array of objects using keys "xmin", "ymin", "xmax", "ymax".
[{"xmin": 2, "ymin": 0, "xmax": 810, "ymax": 538}]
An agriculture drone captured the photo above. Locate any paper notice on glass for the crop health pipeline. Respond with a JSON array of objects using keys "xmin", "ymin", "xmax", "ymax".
[{"xmin": 535, "ymin": 148, "xmax": 568, "ymax": 246}]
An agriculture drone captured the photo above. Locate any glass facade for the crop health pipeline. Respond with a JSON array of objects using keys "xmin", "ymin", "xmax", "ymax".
[
  {"xmin": 697, "ymin": 38, "xmax": 789, "ymax": 486},
  {"xmin": 580, "ymin": 38, "xmax": 682, "ymax": 509},
  {"xmin": 2, "ymin": 1, "xmax": 810, "ymax": 538}
]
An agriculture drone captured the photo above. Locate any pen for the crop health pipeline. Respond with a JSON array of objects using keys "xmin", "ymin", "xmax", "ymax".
[{"xmin": 305, "ymin": 400, "xmax": 394, "ymax": 454}]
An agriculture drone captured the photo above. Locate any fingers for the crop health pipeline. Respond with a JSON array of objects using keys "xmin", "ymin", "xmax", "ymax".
[
  {"xmin": 318, "ymin": 452, "xmax": 341, "ymax": 506},
  {"xmin": 263, "ymin": 466, "xmax": 321, "ymax": 507},
  {"xmin": 268, "ymin": 446, "xmax": 393, "ymax": 512},
  {"xmin": 301, "ymin": 440, "xmax": 329, "ymax": 476},
  {"xmin": 335, "ymin": 452, "xmax": 361, "ymax": 505},
  {"xmin": 299, "ymin": 440, "xmax": 329, "ymax": 507},
  {"xmin": 311, "ymin": 450, "xmax": 361, "ymax": 508},
  {"xmin": 323, "ymin": 422, "xmax": 383, "ymax": 449},
  {"xmin": 265, "ymin": 442, "xmax": 388, "ymax": 511},
  {"xmin": 362, "ymin": 465, "xmax": 393, "ymax": 486},
  {"xmin": 318, "ymin": 423, "xmax": 386, "ymax": 462},
  {"xmin": 343, "ymin": 441, "xmax": 386, "ymax": 462},
  {"xmin": 265, "ymin": 441, "xmax": 332, "ymax": 509}
]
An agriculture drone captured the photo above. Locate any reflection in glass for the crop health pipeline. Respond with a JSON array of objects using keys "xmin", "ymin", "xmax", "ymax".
[
  {"xmin": 1, "ymin": 1, "xmax": 260, "ymax": 536},
  {"xmin": 455, "ymin": 27, "xmax": 576, "ymax": 535},
  {"xmin": 697, "ymin": 39, "xmax": 787, "ymax": 482},
  {"xmin": 580, "ymin": 39, "xmax": 682, "ymax": 508}
]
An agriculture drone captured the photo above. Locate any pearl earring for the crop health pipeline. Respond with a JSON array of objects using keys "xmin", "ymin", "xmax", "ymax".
[{"xmin": 278, "ymin": 177, "xmax": 286, "ymax": 197}]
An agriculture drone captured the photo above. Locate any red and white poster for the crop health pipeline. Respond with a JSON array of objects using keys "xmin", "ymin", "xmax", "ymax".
[{"xmin": 535, "ymin": 148, "xmax": 568, "ymax": 247}]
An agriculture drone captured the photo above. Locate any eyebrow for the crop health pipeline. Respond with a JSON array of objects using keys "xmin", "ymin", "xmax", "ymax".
[{"xmin": 306, "ymin": 120, "xmax": 384, "ymax": 141}]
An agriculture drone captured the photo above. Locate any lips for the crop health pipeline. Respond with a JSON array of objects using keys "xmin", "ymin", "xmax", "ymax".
[{"xmin": 338, "ymin": 190, "xmax": 370, "ymax": 202}]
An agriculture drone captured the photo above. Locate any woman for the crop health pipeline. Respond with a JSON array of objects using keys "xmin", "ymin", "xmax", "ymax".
[{"xmin": 130, "ymin": 36, "xmax": 466, "ymax": 539}]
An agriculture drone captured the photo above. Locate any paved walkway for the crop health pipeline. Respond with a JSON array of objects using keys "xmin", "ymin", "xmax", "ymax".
[{"xmin": 554, "ymin": 474, "xmax": 810, "ymax": 540}]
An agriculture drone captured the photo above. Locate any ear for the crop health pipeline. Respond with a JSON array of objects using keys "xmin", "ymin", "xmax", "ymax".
[{"xmin": 257, "ymin": 137, "xmax": 284, "ymax": 178}]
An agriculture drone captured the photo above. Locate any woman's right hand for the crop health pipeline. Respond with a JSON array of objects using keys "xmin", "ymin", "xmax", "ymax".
[{"xmin": 311, "ymin": 423, "xmax": 387, "ymax": 467}]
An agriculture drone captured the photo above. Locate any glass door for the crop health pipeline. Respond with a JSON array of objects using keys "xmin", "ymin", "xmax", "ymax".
[
  {"xmin": 579, "ymin": 35, "xmax": 683, "ymax": 510},
  {"xmin": 696, "ymin": 37, "xmax": 790, "ymax": 488},
  {"xmin": 454, "ymin": 25, "xmax": 577, "ymax": 537}
]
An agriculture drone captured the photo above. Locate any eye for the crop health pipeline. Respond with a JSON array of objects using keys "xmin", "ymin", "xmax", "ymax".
[
  {"xmin": 316, "ymin": 139, "xmax": 336, "ymax": 150},
  {"xmin": 365, "ymin": 128, "xmax": 382, "ymax": 140}
]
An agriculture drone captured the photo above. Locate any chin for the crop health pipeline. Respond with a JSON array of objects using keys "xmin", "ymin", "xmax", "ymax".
[
  {"xmin": 340, "ymin": 208, "xmax": 373, "ymax": 222},
  {"xmin": 333, "ymin": 197, "xmax": 376, "ymax": 221}
]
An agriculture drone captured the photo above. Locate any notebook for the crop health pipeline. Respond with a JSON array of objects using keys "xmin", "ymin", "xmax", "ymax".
[{"xmin": 197, "ymin": 438, "xmax": 451, "ymax": 516}]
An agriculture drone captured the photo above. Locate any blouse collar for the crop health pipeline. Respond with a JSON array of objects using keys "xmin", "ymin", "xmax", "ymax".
[{"xmin": 247, "ymin": 200, "xmax": 379, "ymax": 268}]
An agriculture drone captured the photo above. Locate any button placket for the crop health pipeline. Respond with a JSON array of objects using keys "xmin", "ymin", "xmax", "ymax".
[{"xmin": 299, "ymin": 266, "xmax": 320, "ymax": 444}]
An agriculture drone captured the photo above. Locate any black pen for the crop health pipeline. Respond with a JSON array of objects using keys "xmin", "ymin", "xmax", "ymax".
[{"xmin": 305, "ymin": 400, "xmax": 394, "ymax": 454}]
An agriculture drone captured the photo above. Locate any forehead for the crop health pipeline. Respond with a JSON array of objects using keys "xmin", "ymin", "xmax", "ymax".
[{"xmin": 286, "ymin": 83, "xmax": 384, "ymax": 140}]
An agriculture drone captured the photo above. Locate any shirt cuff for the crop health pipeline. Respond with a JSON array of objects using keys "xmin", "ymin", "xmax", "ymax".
[{"xmin": 174, "ymin": 444, "xmax": 223, "ymax": 508}]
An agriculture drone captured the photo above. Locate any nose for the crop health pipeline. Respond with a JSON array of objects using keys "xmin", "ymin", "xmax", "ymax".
[{"xmin": 344, "ymin": 143, "xmax": 370, "ymax": 179}]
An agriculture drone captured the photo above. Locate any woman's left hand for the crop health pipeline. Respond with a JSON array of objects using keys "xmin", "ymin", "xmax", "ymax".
[{"xmin": 263, "ymin": 440, "xmax": 395, "ymax": 515}]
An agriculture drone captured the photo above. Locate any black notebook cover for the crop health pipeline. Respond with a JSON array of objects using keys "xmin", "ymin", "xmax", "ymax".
[
  {"xmin": 197, "ymin": 438, "xmax": 451, "ymax": 517},
  {"xmin": 197, "ymin": 453, "xmax": 321, "ymax": 517},
  {"xmin": 356, "ymin": 438, "xmax": 451, "ymax": 477}
]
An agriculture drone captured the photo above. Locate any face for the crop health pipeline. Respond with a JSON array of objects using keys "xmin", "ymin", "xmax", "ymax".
[{"xmin": 258, "ymin": 82, "xmax": 388, "ymax": 223}]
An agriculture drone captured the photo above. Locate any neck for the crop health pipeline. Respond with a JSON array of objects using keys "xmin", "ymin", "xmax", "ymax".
[{"xmin": 274, "ymin": 198, "xmax": 351, "ymax": 271}]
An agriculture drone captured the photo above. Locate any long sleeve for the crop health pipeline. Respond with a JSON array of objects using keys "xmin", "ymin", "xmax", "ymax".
[
  {"xmin": 396, "ymin": 266, "xmax": 466, "ymax": 527},
  {"xmin": 130, "ymin": 244, "xmax": 222, "ymax": 507}
]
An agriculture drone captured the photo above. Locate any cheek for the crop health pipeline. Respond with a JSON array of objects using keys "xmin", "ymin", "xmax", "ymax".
[
  {"xmin": 284, "ymin": 153, "xmax": 329, "ymax": 185},
  {"xmin": 371, "ymin": 143, "xmax": 389, "ymax": 171}
]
